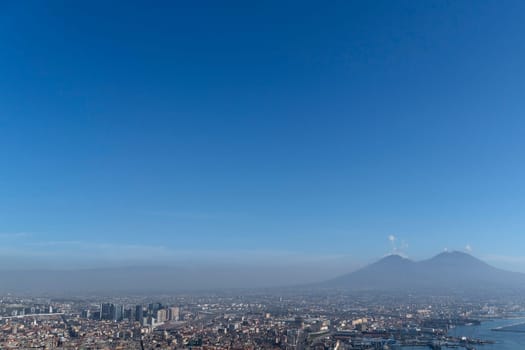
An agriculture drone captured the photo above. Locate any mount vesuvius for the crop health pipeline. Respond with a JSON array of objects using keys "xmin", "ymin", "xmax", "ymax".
[{"xmin": 324, "ymin": 251, "xmax": 525, "ymax": 292}]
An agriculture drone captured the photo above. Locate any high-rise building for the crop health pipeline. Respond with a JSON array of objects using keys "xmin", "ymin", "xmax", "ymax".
[
  {"xmin": 112, "ymin": 304, "xmax": 123, "ymax": 321},
  {"xmin": 124, "ymin": 307, "xmax": 132, "ymax": 320},
  {"xmin": 100, "ymin": 303, "xmax": 123, "ymax": 321},
  {"xmin": 156, "ymin": 309, "xmax": 167, "ymax": 323},
  {"xmin": 135, "ymin": 305, "xmax": 143, "ymax": 323},
  {"xmin": 148, "ymin": 302, "xmax": 162, "ymax": 315},
  {"xmin": 168, "ymin": 307, "xmax": 180, "ymax": 321},
  {"xmin": 101, "ymin": 303, "xmax": 112, "ymax": 320}
]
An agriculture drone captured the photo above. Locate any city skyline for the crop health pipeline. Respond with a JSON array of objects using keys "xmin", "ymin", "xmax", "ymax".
[{"xmin": 2, "ymin": 1, "xmax": 525, "ymax": 274}]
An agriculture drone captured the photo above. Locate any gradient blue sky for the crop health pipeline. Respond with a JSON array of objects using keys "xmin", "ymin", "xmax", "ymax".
[{"xmin": 1, "ymin": 1, "xmax": 525, "ymax": 273}]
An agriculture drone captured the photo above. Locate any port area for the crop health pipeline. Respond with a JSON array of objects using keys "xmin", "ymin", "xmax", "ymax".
[
  {"xmin": 328, "ymin": 332, "xmax": 495, "ymax": 350},
  {"xmin": 397, "ymin": 337, "xmax": 495, "ymax": 349}
]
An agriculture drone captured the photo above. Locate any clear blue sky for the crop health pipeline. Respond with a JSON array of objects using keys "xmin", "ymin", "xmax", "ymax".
[{"xmin": 1, "ymin": 1, "xmax": 525, "ymax": 272}]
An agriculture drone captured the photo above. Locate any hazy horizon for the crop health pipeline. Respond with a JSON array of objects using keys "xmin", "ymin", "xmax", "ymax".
[{"xmin": 0, "ymin": 250, "xmax": 523, "ymax": 294}]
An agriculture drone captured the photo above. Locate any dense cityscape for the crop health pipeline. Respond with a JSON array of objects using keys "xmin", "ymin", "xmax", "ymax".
[{"xmin": 2, "ymin": 290, "xmax": 524, "ymax": 349}]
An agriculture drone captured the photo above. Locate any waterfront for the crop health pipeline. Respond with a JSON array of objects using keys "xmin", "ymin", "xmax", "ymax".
[{"xmin": 448, "ymin": 318, "xmax": 525, "ymax": 350}]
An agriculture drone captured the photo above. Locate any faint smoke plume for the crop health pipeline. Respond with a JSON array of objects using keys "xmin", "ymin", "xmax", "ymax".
[
  {"xmin": 465, "ymin": 244, "xmax": 472, "ymax": 252},
  {"xmin": 388, "ymin": 235, "xmax": 396, "ymax": 252},
  {"xmin": 388, "ymin": 235, "xmax": 408, "ymax": 257}
]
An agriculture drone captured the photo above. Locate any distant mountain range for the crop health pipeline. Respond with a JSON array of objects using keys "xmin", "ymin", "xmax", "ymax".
[
  {"xmin": 0, "ymin": 265, "xmax": 295, "ymax": 295},
  {"xmin": 325, "ymin": 251, "xmax": 525, "ymax": 292},
  {"xmin": 0, "ymin": 251, "xmax": 523, "ymax": 295}
]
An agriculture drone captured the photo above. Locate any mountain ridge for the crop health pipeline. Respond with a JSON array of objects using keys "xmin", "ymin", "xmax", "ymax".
[
  {"xmin": 325, "ymin": 251, "xmax": 525, "ymax": 291},
  {"xmin": 0, "ymin": 251, "xmax": 523, "ymax": 294}
]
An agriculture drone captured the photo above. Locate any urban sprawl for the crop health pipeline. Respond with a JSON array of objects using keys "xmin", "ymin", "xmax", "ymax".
[{"xmin": 1, "ymin": 291, "xmax": 523, "ymax": 349}]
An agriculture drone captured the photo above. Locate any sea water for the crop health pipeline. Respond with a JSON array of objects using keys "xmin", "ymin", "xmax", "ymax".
[{"xmin": 447, "ymin": 317, "xmax": 525, "ymax": 350}]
